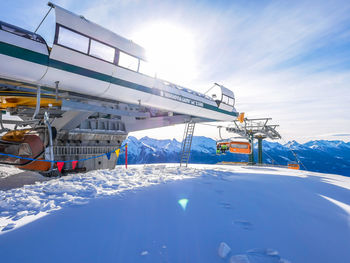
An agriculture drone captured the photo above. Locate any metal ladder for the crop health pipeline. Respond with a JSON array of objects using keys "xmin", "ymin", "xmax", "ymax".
[{"xmin": 180, "ymin": 122, "xmax": 195, "ymax": 167}]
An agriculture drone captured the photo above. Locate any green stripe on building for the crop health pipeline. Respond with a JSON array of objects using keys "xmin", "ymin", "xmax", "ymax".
[
  {"xmin": 0, "ymin": 42, "xmax": 238, "ymax": 117},
  {"xmin": 0, "ymin": 41, "xmax": 48, "ymax": 65}
]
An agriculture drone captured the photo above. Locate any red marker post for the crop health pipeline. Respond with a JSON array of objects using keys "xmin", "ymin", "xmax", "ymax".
[{"xmin": 125, "ymin": 143, "xmax": 128, "ymax": 169}]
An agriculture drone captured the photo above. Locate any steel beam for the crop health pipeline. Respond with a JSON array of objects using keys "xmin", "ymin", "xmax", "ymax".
[{"xmin": 61, "ymin": 100, "xmax": 150, "ymax": 118}]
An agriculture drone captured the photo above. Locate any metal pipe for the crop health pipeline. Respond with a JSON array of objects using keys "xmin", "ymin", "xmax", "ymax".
[
  {"xmin": 0, "ymin": 119, "xmax": 38, "ymax": 125},
  {"xmin": 32, "ymin": 85, "xmax": 41, "ymax": 120},
  {"xmin": 55, "ymin": 81, "xmax": 59, "ymax": 101},
  {"xmin": 44, "ymin": 112, "xmax": 54, "ymax": 170}
]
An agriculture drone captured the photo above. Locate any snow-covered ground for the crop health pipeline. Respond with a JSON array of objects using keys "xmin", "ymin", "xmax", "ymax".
[{"xmin": 0, "ymin": 164, "xmax": 350, "ymax": 263}]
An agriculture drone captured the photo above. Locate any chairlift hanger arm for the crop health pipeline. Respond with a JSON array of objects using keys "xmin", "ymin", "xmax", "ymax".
[
  {"xmin": 233, "ymin": 121, "xmax": 240, "ymax": 129},
  {"xmin": 263, "ymin": 118, "xmax": 269, "ymax": 128},
  {"xmin": 204, "ymin": 83, "xmax": 218, "ymax": 95}
]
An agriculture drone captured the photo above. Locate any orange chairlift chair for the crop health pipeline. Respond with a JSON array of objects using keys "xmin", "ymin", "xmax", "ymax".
[
  {"xmin": 216, "ymin": 139, "xmax": 252, "ymax": 155},
  {"xmin": 229, "ymin": 141, "xmax": 252, "ymax": 154},
  {"xmin": 287, "ymin": 162, "xmax": 300, "ymax": 170}
]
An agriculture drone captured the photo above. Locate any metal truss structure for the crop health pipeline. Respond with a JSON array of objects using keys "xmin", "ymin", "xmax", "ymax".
[{"xmin": 226, "ymin": 118, "xmax": 281, "ymax": 164}]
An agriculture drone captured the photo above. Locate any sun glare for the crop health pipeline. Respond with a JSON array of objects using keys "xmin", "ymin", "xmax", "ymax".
[{"xmin": 132, "ymin": 22, "xmax": 198, "ymax": 85}]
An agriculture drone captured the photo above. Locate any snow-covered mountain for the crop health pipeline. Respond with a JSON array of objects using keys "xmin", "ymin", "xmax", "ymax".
[{"xmin": 119, "ymin": 137, "xmax": 350, "ymax": 177}]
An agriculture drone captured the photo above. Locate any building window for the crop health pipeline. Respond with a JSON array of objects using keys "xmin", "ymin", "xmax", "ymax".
[
  {"xmin": 57, "ymin": 26, "xmax": 89, "ymax": 53},
  {"xmin": 89, "ymin": 39, "xmax": 115, "ymax": 63},
  {"xmin": 0, "ymin": 21, "xmax": 45, "ymax": 44},
  {"xmin": 139, "ymin": 60, "xmax": 156, "ymax": 77},
  {"xmin": 221, "ymin": 95, "xmax": 234, "ymax": 106},
  {"xmin": 118, "ymin": 51, "xmax": 139, "ymax": 71},
  {"xmin": 228, "ymin": 97, "xmax": 234, "ymax": 106}
]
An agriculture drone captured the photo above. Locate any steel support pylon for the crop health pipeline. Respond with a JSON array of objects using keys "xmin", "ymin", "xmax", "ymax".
[
  {"xmin": 248, "ymin": 134, "xmax": 255, "ymax": 164},
  {"xmin": 258, "ymin": 137, "xmax": 263, "ymax": 164}
]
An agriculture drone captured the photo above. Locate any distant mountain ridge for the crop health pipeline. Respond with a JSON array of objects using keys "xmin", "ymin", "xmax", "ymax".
[{"xmin": 117, "ymin": 136, "xmax": 350, "ymax": 177}]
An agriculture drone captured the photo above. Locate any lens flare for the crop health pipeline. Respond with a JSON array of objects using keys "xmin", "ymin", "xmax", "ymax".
[{"xmin": 178, "ymin": 198, "xmax": 189, "ymax": 211}]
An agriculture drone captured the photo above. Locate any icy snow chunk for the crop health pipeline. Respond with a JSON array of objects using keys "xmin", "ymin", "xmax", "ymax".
[
  {"xmin": 234, "ymin": 220, "xmax": 253, "ymax": 230},
  {"xmin": 0, "ymin": 211, "xmax": 10, "ymax": 216},
  {"xmin": 140, "ymin": 251, "xmax": 149, "ymax": 256},
  {"xmin": 218, "ymin": 242, "xmax": 231, "ymax": 258},
  {"xmin": 230, "ymin": 254, "xmax": 250, "ymax": 263},
  {"xmin": 40, "ymin": 200, "xmax": 57, "ymax": 212},
  {"xmin": 12, "ymin": 211, "xmax": 28, "ymax": 221},
  {"xmin": 2, "ymin": 223, "xmax": 16, "ymax": 231}
]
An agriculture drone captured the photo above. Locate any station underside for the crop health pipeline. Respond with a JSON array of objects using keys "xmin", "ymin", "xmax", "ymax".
[{"xmin": 0, "ymin": 78, "xmax": 211, "ymax": 173}]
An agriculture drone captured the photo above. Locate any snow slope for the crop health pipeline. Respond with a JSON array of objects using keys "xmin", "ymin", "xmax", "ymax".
[{"xmin": 1, "ymin": 164, "xmax": 350, "ymax": 263}]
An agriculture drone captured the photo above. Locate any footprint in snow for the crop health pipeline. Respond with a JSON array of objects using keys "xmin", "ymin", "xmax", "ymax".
[
  {"xmin": 219, "ymin": 202, "xmax": 233, "ymax": 210},
  {"xmin": 230, "ymin": 254, "xmax": 250, "ymax": 263},
  {"xmin": 230, "ymin": 248, "xmax": 290, "ymax": 263},
  {"xmin": 234, "ymin": 220, "xmax": 253, "ymax": 230}
]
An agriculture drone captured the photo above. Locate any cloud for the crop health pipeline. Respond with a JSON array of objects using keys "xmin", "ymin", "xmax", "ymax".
[
  {"xmin": 191, "ymin": 1, "xmax": 350, "ymax": 142},
  {"xmin": 61, "ymin": 0, "xmax": 350, "ymax": 142}
]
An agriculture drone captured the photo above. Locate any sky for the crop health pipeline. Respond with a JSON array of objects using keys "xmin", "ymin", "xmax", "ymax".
[{"xmin": 1, "ymin": 0, "xmax": 350, "ymax": 143}]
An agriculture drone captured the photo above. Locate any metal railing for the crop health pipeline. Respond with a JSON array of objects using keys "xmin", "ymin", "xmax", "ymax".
[{"xmin": 53, "ymin": 145, "xmax": 118, "ymax": 156}]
